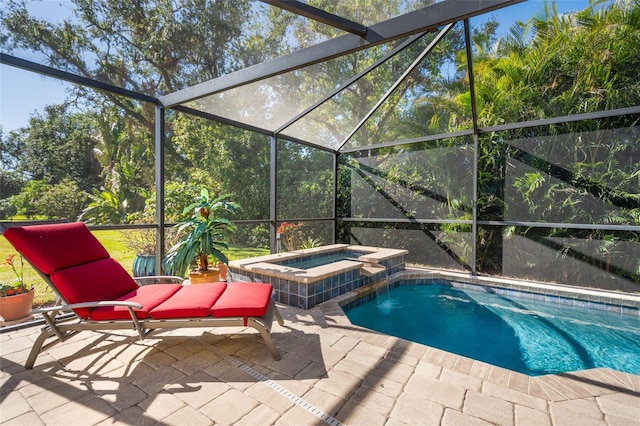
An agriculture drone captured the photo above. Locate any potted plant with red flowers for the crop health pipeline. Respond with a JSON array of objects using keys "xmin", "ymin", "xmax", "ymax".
[
  {"xmin": 276, "ymin": 222, "xmax": 304, "ymax": 251},
  {"xmin": 0, "ymin": 254, "xmax": 34, "ymax": 322}
]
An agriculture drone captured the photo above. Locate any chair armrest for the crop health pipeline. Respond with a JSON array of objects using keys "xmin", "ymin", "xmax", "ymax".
[
  {"xmin": 134, "ymin": 276, "xmax": 185, "ymax": 286},
  {"xmin": 33, "ymin": 300, "xmax": 144, "ymax": 314},
  {"xmin": 34, "ymin": 300, "xmax": 147, "ymax": 339}
]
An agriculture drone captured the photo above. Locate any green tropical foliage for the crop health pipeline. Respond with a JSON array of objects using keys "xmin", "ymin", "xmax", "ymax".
[
  {"xmin": 0, "ymin": 0, "xmax": 638, "ymax": 292},
  {"xmin": 338, "ymin": 0, "xmax": 640, "ymax": 289}
]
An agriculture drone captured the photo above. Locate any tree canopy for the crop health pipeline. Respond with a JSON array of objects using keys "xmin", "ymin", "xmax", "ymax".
[{"xmin": 0, "ymin": 0, "xmax": 638, "ymax": 290}]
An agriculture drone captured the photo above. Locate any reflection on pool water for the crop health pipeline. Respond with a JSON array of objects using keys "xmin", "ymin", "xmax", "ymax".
[{"xmin": 343, "ymin": 281, "xmax": 640, "ymax": 376}]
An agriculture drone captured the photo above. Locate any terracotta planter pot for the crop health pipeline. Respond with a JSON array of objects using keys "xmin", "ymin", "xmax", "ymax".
[
  {"xmin": 0, "ymin": 289, "xmax": 35, "ymax": 322},
  {"xmin": 216, "ymin": 262, "xmax": 228, "ymax": 281},
  {"xmin": 189, "ymin": 268, "xmax": 220, "ymax": 284}
]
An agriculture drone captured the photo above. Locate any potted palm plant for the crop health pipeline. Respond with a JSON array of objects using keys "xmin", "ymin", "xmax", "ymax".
[{"xmin": 163, "ymin": 188, "xmax": 239, "ymax": 283}]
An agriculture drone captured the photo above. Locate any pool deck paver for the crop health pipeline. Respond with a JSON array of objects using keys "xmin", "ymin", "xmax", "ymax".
[{"xmin": 1, "ymin": 300, "xmax": 639, "ymax": 426}]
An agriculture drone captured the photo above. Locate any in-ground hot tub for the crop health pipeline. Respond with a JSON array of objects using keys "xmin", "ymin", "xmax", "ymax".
[{"xmin": 228, "ymin": 244, "xmax": 408, "ymax": 309}]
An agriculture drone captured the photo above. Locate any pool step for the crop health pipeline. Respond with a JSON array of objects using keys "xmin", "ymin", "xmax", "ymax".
[{"xmin": 360, "ymin": 264, "xmax": 386, "ymax": 277}]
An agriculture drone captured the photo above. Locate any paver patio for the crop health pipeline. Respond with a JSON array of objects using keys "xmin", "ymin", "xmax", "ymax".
[{"xmin": 1, "ymin": 298, "xmax": 639, "ymax": 425}]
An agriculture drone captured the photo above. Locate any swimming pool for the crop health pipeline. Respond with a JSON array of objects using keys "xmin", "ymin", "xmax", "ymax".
[{"xmin": 343, "ymin": 281, "xmax": 640, "ymax": 376}]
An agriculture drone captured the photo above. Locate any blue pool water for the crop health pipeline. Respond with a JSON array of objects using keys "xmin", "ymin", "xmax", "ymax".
[
  {"xmin": 278, "ymin": 250, "xmax": 365, "ymax": 270},
  {"xmin": 344, "ymin": 283, "xmax": 640, "ymax": 376}
]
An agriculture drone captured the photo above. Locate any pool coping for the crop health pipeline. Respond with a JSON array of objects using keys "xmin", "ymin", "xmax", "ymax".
[{"xmin": 332, "ymin": 267, "xmax": 640, "ymax": 312}]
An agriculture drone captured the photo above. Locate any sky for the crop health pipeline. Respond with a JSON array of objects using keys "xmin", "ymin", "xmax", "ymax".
[
  {"xmin": 0, "ymin": 65, "xmax": 71, "ymax": 133},
  {"xmin": 0, "ymin": 0, "xmax": 591, "ymax": 134},
  {"xmin": 1, "ymin": 0, "xmax": 74, "ymax": 134}
]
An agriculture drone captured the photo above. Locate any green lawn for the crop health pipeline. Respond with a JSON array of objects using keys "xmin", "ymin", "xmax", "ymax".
[{"xmin": 1, "ymin": 229, "xmax": 269, "ymax": 308}]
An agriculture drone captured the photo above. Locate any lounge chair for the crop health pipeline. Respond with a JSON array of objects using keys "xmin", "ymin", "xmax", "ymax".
[{"xmin": 2, "ymin": 221, "xmax": 283, "ymax": 369}]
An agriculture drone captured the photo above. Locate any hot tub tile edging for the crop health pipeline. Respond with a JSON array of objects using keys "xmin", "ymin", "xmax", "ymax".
[{"xmin": 228, "ymin": 245, "xmax": 407, "ymax": 309}]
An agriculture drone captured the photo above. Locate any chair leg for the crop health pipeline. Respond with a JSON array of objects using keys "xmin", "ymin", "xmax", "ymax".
[
  {"xmin": 248, "ymin": 318, "xmax": 281, "ymax": 360},
  {"xmin": 25, "ymin": 328, "xmax": 55, "ymax": 369},
  {"xmin": 274, "ymin": 306, "xmax": 285, "ymax": 326},
  {"xmin": 262, "ymin": 333, "xmax": 281, "ymax": 361}
]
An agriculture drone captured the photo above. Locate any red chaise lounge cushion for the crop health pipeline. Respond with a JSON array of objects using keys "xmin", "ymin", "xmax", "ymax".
[
  {"xmin": 3, "ymin": 222, "xmax": 110, "ymax": 274},
  {"xmin": 150, "ymin": 283, "xmax": 227, "ymax": 319},
  {"xmin": 89, "ymin": 284, "xmax": 183, "ymax": 320},
  {"xmin": 212, "ymin": 282, "xmax": 272, "ymax": 323},
  {"xmin": 50, "ymin": 258, "xmax": 142, "ymax": 318}
]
